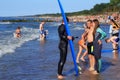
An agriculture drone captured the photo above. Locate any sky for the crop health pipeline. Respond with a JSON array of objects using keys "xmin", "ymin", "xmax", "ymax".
[{"xmin": 0, "ymin": 0, "xmax": 110, "ymax": 17}]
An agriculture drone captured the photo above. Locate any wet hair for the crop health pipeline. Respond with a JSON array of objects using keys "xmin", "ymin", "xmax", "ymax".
[
  {"xmin": 62, "ymin": 17, "xmax": 69, "ymax": 22},
  {"xmin": 86, "ymin": 19, "xmax": 92, "ymax": 29},
  {"xmin": 17, "ymin": 26, "xmax": 20, "ymax": 29}
]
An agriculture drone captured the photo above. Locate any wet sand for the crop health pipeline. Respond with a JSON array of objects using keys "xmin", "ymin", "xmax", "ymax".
[{"xmin": 76, "ymin": 56, "xmax": 120, "ymax": 80}]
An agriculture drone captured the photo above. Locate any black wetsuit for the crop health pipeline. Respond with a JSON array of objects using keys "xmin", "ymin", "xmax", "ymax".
[{"xmin": 58, "ymin": 24, "xmax": 68, "ymax": 75}]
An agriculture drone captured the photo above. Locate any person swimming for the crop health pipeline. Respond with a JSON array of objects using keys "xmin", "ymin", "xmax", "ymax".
[{"xmin": 14, "ymin": 27, "xmax": 21, "ymax": 38}]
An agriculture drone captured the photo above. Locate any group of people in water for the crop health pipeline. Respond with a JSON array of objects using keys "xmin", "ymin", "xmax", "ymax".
[
  {"xmin": 14, "ymin": 21, "xmax": 47, "ymax": 39},
  {"xmin": 13, "ymin": 13, "xmax": 120, "ymax": 79},
  {"xmin": 57, "ymin": 13, "xmax": 120, "ymax": 79}
]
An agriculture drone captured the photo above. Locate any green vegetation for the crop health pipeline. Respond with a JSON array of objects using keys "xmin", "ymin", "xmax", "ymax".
[
  {"xmin": 37, "ymin": 0, "xmax": 120, "ymax": 17},
  {"xmin": 1, "ymin": 0, "xmax": 120, "ymax": 22},
  {"xmin": 35, "ymin": 13, "xmax": 61, "ymax": 17},
  {"xmin": 68, "ymin": 0, "xmax": 120, "ymax": 15},
  {"xmin": 2, "ymin": 19, "xmax": 29, "ymax": 22},
  {"xmin": 1, "ymin": 18, "xmax": 55, "ymax": 22}
]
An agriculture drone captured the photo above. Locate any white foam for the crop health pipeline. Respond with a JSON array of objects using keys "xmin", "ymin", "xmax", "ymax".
[
  {"xmin": 0, "ymin": 27, "xmax": 39, "ymax": 57},
  {"xmin": 0, "ymin": 22, "xmax": 12, "ymax": 24},
  {"xmin": 72, "ymin": 27, "xmax": 84, "ymax": 30}
]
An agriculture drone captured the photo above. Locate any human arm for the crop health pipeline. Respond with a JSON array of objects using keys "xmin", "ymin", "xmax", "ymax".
[
  {"xmin": 58, "ymin": 24, "xmax": 68, "ymax": 41},
  {"xmin": 109, "ymin": 25, "xmax": 113, "ymax": 34},
  {"xmin": 97, "ymin": 28, "xmax": 107, "ymax": 40},
  {"xmin": 39, "ymin": 24, "xmax": 42, "ymax": 31}
]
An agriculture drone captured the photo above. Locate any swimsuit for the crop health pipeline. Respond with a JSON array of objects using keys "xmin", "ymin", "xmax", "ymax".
[
  {"xmin": 115, "ymin": 37, "xmax": 119, "ymax": 42},
  {"xmin": 78, "ymin": 39, "xmax": 85, "ymax": 46},
  {"xmin": 40, "ymin": 30, "xmax": 44, "ymax": 35},
  {"xmin": 87, "ymin": 42, "xmax": 94, "ymax": 55}
]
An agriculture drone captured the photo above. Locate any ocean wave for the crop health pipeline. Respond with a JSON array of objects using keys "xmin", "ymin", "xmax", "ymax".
[
  {"xmin": 0, "ymin": 22, "xmax": 12, "ymax": 24},
  {"xmin": 0, "ymin": 27, "xmax": 39, "ymax": 57},
  {"xmin": 72, "ymin": 27, "xmax": 84, "ymax": 30}
]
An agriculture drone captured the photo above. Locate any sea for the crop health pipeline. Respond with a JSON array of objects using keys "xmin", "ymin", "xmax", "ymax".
[{"xmin": 0, "ymin": 20, "xmax": 120, "ymax": 80}]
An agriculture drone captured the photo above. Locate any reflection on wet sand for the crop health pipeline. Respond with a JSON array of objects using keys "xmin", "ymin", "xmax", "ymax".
[
  {"xmin": 76, "ymin": 70, "xmax": 104, "ymax": 80},
  {"xmin": 75, "ymin": 51, "xmax": 120, "ymax": 80},
  {"xmin": 113, "ymin": 51, "xmax": 119, "ymax": 60},
  {"xmin": 40, "ymin": 40, "xmax": 46, "ymax": 45}
]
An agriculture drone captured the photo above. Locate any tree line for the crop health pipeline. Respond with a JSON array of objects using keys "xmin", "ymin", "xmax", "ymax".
[
  {"xmin": 66, "ymin": 0, "xmax": 120, "ymax": 16},
  {"xmin": 37, "ymin": 0, "xmax": 120, "ymax": 17}
]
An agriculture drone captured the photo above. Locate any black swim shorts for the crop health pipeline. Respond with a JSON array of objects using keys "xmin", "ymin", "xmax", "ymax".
[{"xmin": 87, "ymin": 42, "xmax": 94, "ymax": 55}]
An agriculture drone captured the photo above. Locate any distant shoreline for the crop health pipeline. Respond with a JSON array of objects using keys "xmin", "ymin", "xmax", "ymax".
[{"xmin": 0, "ymin": 12, "xmax": 117, "ymax": 24}]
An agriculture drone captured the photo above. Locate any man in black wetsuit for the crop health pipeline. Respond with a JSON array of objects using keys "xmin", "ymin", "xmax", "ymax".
[{"xmin": 57, "ymin": 17, "xmax": 73, "ymax": 79}]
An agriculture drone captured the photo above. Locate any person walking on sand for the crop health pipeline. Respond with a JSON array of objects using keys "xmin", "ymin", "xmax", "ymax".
[
  {"xmin": 39, "ymin": 21, "xmax": 45, "ymax": 40},
  {"xmin": 57, "ymin": 17, "xmax": 73, "ymax": 79}
]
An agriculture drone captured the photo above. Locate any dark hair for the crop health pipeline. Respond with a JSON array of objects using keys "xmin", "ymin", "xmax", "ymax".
[
  {"xmin": 105, "ymin": 38, "xmax": 109, "ymax": 43},
  {"xmin": 87, "ymin": 19, "xmax": 92, "ymax": 23},
  {"xmin": 93, "ymin": 19, "xmax": 100, "ymax": 28},
  {"xmin": 62, "ymin": 17, "xmax": 69, "ymax": 22},
  {"xmin": 92, "ymin": 19, "xmax": 100, "ymax": 37},
  {"xmin": 17, "ymin": 27, "xmax": 20, "ymax": 29},
  {"xmin": 86, "ymin": 19, "xmax": 92, "ymax": 29}
]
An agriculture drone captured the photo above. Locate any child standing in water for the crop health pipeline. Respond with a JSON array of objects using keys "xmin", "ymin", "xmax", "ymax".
[
  {"xmin": 76, "ymin": 20, "xmax": 92, "ymax": 63},
  {"xmin": 92, "ymin": 19, "xmax": 107, "ymax": 74},
  {"xmin": 86, "ymin": 20, "xmax": 96, "ymax": 72},
  {"xmin": 39, "ymin": 21, "xmax": 45, "ymax": 40}
]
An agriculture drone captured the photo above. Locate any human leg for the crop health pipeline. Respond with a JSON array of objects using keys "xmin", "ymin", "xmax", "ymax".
[
  {"xmin": 76, "ymin": 46, "xmax": 83, "ymax": 63},
  {"xmin": 88, "ymin": 54, "xmax": 95, "ymax": 71},
  {"xmin": 80, "ymin": 45, "xmax": 87, "ymax": 62},
  {"xmin": 58, "ymin": 46, "xmax": 67, "ymax": 79},
  {"xmin": 112, "ymin": 43, "xmax": 118, "ymax": 52},
  {"xmin": 87, "ymin": 42, "xmax": 95, "ymax": 71},
  {"xmin": 80, "ymin": 51, "xmax": 87, "ymax": 62}
]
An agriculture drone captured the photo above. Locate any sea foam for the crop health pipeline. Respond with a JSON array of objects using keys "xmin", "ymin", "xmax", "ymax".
[{"xmin": 0, "ymin": 27, "xmax": 39, "ymax": 57}]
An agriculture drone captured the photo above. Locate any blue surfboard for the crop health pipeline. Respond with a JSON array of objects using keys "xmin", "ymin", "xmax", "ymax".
[{"xmin": 57, "ymin": 0, "xmax": 79, "ymax": 76}]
